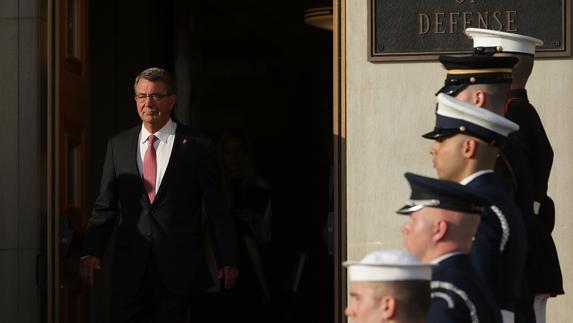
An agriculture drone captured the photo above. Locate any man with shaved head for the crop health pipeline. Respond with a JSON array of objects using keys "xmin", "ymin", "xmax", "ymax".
[{"xmin": 399, "ymin": 172, "xmax": 501, "ymax": 323}]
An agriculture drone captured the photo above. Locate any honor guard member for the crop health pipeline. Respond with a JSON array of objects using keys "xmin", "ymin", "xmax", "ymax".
[
  {"xmin": 436, "ymin": 54, "xmax": 517, "ymax": 115},
  {"xmin": 424, "ymin": 94, "xmax": 525, "ymax": 323},
  {"xmin": 467, "ymin": 28, "xmax": 564, "ymax": 323},
  {"xmin": 399, "ymin": 173, "xmax": 501, "ymax": 323},
  {"xmin": 343, "ymin": 250, "xmax": 433, "ymax": 323}
]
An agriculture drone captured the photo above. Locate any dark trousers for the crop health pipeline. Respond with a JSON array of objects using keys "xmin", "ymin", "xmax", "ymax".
[{"xmin": 111, "ymin": 254, "xmax": 189, "ymax": 323}]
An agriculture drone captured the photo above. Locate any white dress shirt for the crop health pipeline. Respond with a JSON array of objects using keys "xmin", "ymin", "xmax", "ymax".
[{"xmin": 137, "ymin": 119, "xmax": 177, "ymax": 194}]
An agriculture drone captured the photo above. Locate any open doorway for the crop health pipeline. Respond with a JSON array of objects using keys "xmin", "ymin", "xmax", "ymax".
[{"xmin": 86, "ymin": 0, "xmax": 334, "ymax": 322}]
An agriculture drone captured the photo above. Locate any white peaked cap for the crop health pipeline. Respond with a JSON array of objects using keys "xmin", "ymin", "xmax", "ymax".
[
  {"xmin": 343, "ymin": 250, "xmax": 432, "ymax": 282},
  {"xmin": 465, "ymin": 28, "xmax": 543, "ymax": 55},
  {"xmin": 436, "ymin": 93, "xmax": 519, "ymax": 138}
]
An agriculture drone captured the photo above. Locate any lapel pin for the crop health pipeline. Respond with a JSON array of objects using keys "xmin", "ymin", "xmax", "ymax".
[{"xmin": 182, "ymin": 138, "xmax": 187, "ymax": 144}]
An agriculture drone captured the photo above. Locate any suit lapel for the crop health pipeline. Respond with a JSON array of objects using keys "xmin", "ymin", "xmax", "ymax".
[
  {"xmin": 121, "ymin": 126, "xmax": 142, "ymax": 179},
  {"xmin": 123, "ymin": 126, "xmax": 150, "ymax": 203}
]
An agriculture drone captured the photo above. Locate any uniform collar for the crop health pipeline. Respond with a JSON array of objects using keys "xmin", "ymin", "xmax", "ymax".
[
  {"xmin": 508, "ymin": 89, "xmax": 528, "ymax": 101},
  {"xmin": 460, "ymin": 170, "xmax": 494, "ymax": 185},
  {"xmin": 430, "ymin": 251, "xmax": 466, "ymax": 264}
]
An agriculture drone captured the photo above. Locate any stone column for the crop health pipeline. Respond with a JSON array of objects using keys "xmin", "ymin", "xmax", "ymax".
[{"xmin": 0, "ymin": 0, "xmax": 47, "ymax": 321}]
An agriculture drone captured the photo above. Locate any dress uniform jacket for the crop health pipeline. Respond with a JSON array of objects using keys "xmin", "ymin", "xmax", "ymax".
[
  {"xmin": 465, "ymin": 172, "xmax": 527, "ymax": 313},
  {"xmin": 498, "ymin": 89, "xmax": 563, "ymax": 295},
  {"xmin": 428, "ymin": 253, "xmax": 502, "ymax": 323}
]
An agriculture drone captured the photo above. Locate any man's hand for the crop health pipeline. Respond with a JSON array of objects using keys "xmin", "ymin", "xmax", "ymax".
[
  {"xmin": 218, "ymin": 266, "xmax": 239, "ymax": 289},
  {"xmin": 79, "ymin": 255, "xmax": 102, "ymax": 287}
]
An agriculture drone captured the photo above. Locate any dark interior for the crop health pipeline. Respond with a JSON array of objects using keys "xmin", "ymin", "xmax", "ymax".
[{"xmin": 89, "ymin": 0, "xmax": 333, "ymax": 322}]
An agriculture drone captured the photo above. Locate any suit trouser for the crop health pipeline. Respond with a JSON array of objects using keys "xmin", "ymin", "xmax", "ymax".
[{"xmin": 111, "ymin": 253, "xmax": 189, "ymax": 323}]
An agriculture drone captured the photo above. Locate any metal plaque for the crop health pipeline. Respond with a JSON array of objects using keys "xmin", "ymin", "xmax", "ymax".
[{"xmin": 368, "ymin": 0, "xmax": 571, "ymax": 62}]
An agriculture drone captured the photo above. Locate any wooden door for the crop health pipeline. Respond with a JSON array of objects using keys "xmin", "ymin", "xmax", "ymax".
[{"xmin": 52, "ymin": 0, "xmax": 90, "ymax": 321}]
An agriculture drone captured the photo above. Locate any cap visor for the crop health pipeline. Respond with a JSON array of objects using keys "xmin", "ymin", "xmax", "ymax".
[
  {"xmin": 421, "ymin": 129, "xmax": 458, "ymax": 140},
  {"xmin": 396, "ymin": 204, "xmax": 424, "ymax": 215},
  {"xmin": 435, "ymin": 84, "xmax": 467, "ymax": 96}
]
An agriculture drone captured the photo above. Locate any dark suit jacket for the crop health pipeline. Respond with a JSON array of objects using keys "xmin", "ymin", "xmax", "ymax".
[
  {"xmin": 82, "ymin": 123, "xmax": 239, "ymax": 296},
  {"xmin": 428, "ymin": 254, "xmax": 502, "ymax": 323},
  {"xmin": 466, "ymin": 172, "xmax": 527, "ymax": 312}
]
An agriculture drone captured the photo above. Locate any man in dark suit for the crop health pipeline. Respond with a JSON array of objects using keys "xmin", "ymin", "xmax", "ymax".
[
  {"xmin": 466, "ymin": 28, "xmax": 564, "ymax": 323},
  {"xmin": 399, "ymin": 172, "xmax": 501, "ymax": 323},
  {"xmin": 79, "ymin": 67, "xmax": 239, "ymax": 323},
  {"xmin": 424, "ymin": 93, "xmax": 525, "ymax": 323}
]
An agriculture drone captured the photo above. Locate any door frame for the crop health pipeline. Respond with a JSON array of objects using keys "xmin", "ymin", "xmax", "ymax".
[
  {"xmin": 47, "ymin": 0, "xmax": 90, "ymax": 321},
  {"xmin": 47, "ymin": 0, "xmax": 56, "ymax": 321},
  {"xmin": 333, "ymin": 0, "xmax": 347, "ymax": 322}
]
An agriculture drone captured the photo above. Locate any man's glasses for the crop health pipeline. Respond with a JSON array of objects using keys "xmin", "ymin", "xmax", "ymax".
[{"xmin": 134, "ymin": 93, "xmax": 172, "ymax": 102}]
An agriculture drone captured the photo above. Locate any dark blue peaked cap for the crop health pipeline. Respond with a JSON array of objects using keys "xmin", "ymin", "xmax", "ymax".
[
  {"xmin": 422, "ymin": 93, "xmax": 519, "ymax": 146},
  {"xmin": 436, "ymin": 54, "xmax": 517, "ymax": 96},
  {"xmin": 397, "ymin": 173, "xmax": 491, "ymax": 215}
]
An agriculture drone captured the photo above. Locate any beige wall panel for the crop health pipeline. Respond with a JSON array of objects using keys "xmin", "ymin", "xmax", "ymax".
[
  {"xmin": 345, "ymin": 2, "xmax": 571, "ymax": 322},
  {"xmin": 346, "ymin": 0, "xmax": 442, "ymax": 261}
]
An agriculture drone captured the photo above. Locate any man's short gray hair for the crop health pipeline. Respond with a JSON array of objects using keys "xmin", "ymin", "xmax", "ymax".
[{"xmin": 134, "ymin": 67, "xmax": 176, "ymax": 94}]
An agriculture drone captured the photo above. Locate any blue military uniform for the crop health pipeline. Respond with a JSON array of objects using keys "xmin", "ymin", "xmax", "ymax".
[
  {"xmin": 430, "ymin": 253, "xmax": 502, "ymax": 323},
  {"xmin": 422, "ymin": 93, "xmax": 526, "ymax": 317},
  {"xmin": 397, "ymin": 172, "xmax": 502, "ymax": 323},
  {"xmin": 464, "ymin": 171, "xmax": 527, "ymax": 313}
]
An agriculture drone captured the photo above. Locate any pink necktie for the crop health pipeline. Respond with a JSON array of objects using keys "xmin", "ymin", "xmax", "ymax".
[{"xmin": 143, "ymin": 135, "xmax": 158, "ymax": 203}]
